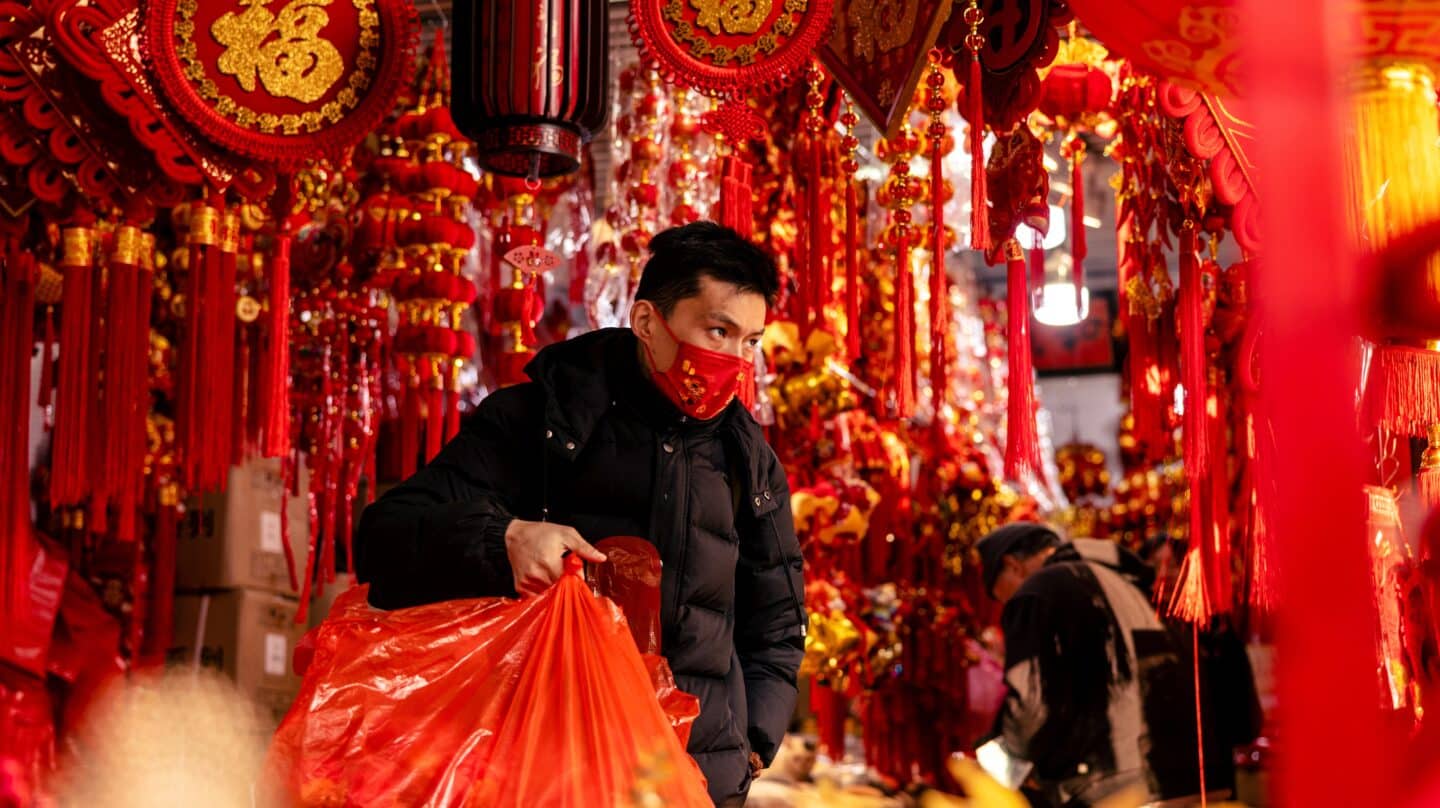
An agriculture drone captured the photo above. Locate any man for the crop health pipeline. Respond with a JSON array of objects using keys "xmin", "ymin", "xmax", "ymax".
[
  {"xmin": 355, "ymin": 222, "xmax": 807, "ymax": 807},
  {"xmin": 977, "ymin": 523, "xmax": 1222, "ymax": 807}
]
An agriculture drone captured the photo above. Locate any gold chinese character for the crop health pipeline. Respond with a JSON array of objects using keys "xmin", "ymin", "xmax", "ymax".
[
  {"xmin": 691, "ymin": 0, "xmax": 772, "ymax": 36},
  {"xmin": 212, "ymin": 0, "xmax": 344, "ymax": 104}
]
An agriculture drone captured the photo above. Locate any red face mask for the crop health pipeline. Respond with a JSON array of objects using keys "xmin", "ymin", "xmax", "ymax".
[{"xmin": 642, "ymin": 315, "xmax": 755, "ymax": 420}]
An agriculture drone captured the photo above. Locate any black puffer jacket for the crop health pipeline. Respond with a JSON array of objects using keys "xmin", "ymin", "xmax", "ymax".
[{"xmin": 355, "ymin": 328, "xmax": 807, "ymax": 806}]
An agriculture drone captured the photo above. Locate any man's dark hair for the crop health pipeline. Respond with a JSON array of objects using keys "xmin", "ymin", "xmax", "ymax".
[{"xmin": 634, "ymin": 221, "xmax": 779, "ymax": 315}]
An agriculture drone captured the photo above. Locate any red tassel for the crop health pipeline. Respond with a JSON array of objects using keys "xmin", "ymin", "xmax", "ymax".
[
  {"xmin": 400, "ymin": 383, "xmax": 422, "ymax": 478},
  {"xmin": 1070, "ymin": 139, "xmax": 1087, "ymax": 311},
  {"xmin": 1206, "ymin": 385, "xmax": 1231, "ymax": 612},
  {"xmin": 1180, "ymin": 229, "xmax": 1210, "ymax": 484},
  {"xmin": 212, "ymin": 209, "xmax": 241, "ymax": 482},
  {"xmin": 145, "ymin": 500, "xmax": 180, "ymax": 663},
  {"xmin": 892, "ymin": 229, "xmax": 916, "ymax": 418},
  {"xmin": 1168, "ymin": 545, "xmax": 1213, "ymax": 624},
  {"xmin": 52, "ymin": 227, "xmax": 97, "ymax": 507},
  {"xmin": 1171, "ymin": 226, "xmax": 1214, "ymax": 623},
  {"xmin": 967, "ymin": 52, "xmax": 990, "ymax": 252},
  {"xmin": 719, "ymin": 156, "xmax": 754, "ymax": 237},
  {"xmin": 444, "ymin": 384, "xmax": 461, "ymax": 442},
  {"xmin": 1368, "ymin": 344, "xmax": 1440, "ymax": 436},
  {"xmin": 1418, "ymin": 425, "xmax": 1440, "ymax": 510},
  {"xmin": 425, "ymin": 375, "xmax": 445, "ymax": 461},
  {"xmin": 1243, "ymin": 412, "xmax": 1277, "ymax": 612},
  {"xmin": 104, "ymin": 225, "xmax": 150, "ymax": 540},
  {"xmin": 930, "ymin": 137, "xmax": 949, "ymax": 411},
  {"xmin": 845, "ymin": 183, "xmax": 862, "ymax": 358},
  {"xmin": 260, "ymin": 234, "xmax": 291, "ymax": 458},
  {"xmin": 1004, "ymin": 242, "xmax": 1043, "ymax": 483},
  {"xmin": 808, "ymin": 140, "xmax": 828, "ymax": 330},
  {"xmin": 2, "ymin": 250, "xmax": 37, "ymax": 622},
  {"xmin": 37, "ymin": 304, "xmax": 55, "ymax": 412}
]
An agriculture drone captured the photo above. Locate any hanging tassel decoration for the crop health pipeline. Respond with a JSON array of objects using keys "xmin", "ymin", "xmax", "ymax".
[
  {"xmin": 51, "ymin": 224, "xmax": 98, "ymax": 508},
  {"xmin": 1170, "ymin": 224, "xmax": 1212, "ymax": 622},
  {"xmin": 927, "ymin": 50, "xmax": 952, "ymax": 411},
  {"xmin": 104, "ymin": 225, "xmax": 150, "ymax": 540},
  {"xmin": 259, "ymin": 232, "xmax": 292, "ymax": 458},
  {"xmin": 719, "ymin": 155, "xmax": 755, "ymax": 238},
  {"xmin": 1, "ymin": 250, "xmax": 37, "ymax": 624},
  {"xmin": 892, "ymin": 220, "xmax": 916, "ymax": 418},
  {"xmin": 961, "ymin": 0, "xmax": 990, "ymax": 252},
  {"xmin": 1004, "ymin": 239, "xmax": 1043, "ymax": 483},
  {"xmin": 1068, "ymin": 135, "xmax": 1087, "ymax": 310},
  {"xmin": 841, "ymin": 98, "xmax": 863, "ymax": 359}
]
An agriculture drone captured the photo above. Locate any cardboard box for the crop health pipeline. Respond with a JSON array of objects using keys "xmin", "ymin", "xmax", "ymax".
[
  {"xmin": 178, "ymin": 458, "xmax": 311, "ymax": 596},
  {"xmin": 168, "ymin": 588, "xmax": 306, "ymax": 727}
]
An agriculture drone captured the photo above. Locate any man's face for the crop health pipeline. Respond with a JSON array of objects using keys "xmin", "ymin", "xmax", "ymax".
[
  {"xmin": 633, "ymin": 274, "xmax": 768, "ymax": 372},
  {"xmin": 991, "ymin": 552, "xmax": 1049, "ymax": 604}
]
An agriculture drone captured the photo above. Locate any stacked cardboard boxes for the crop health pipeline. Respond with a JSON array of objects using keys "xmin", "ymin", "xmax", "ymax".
[{"xmin": 168, "ymin": 458, "xmax": 310, "ymax": 727}]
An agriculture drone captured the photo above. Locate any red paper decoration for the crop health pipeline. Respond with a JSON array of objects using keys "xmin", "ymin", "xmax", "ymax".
[
  {"xmin": 144, "ymin": 0, "xmax": 419, "ymax": 167},
  {"xmin": 1062, "ymin": 0, "xmax": 1240, "ymax": 96}
]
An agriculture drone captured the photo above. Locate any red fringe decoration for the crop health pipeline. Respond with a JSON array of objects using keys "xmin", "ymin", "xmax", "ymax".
[
  {"xmin": 37, "ymin": 304, "xmax": 54, "ymax": 412},
  {"xmin": 51, "ymin": 226, "xmax": 97, "ymax": 508},
  {"xmin": 1168, "ymin": 546, "xmax": 1213, "ymax": 624},
  {"xmin": 1070, "ymin": 140, "xmax": 1087, "ymax": 311},
  {"xmin": 1206, "ymin": 385, "xmax": 1232, "ymax": 612},
  {"xmin": 141, "ymin": 501, "xmax": 179, "ymax": 665},
  {"xmin": 808, "ymin": 139, "xmax": 828, "ymax": 331},
  {"xmin": 892, "ymin": 229, "xmax": 916, "ymax": 418},
  {"xmin": 444, "ymin": 384, "xmax": 461, "ymax": 443},
  {"xmin": 1004, "ymin": 245, "xmax": 1043, "ymax": 483},
  {"xmin": 260, "ymin": 233, "xmax": 292, "ymax": 458},
  {"xmin": 1171, "ymin": 228, "xmax": 1213, "ymax": 622},
  {"xmin": 2, "ymin": 250, "xmax": 36, "ymax": 622},
  {"xmin": 967, "ymin": 53, "xmax": 990, "ymax": 252},
  {"xmin": 930, "ymin": 139, "xmax": 949, "ymax": 411},
  {"xmin": 1180, "ymin": 232, "xmax": 1210, "ymax": 484},
  {"xmin": 1368, "ymin": 344, "xmax": 1440, "ymax": 437},
  {"xmin": 845, "ymin": 183, "xmax": 861, "ymax": 358},
  {"xmin": 400, "ymin": 383, "xmax": 422, "ymax": 479},
  {"xmin": 719, "ymin": 156, "xmax": 755, "ymax": 238},
  {"xmin": 425, "ymin": 378, "xmax": 445, "ymax": 461},
  {"xmin": 103, "ymin": 226, "xmax": 151, "ymax": 541}
]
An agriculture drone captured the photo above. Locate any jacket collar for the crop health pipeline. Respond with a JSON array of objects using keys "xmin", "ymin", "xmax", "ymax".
[{"xmin": 523, "ymin": 329, "xmax": 773, "ymax": 508}]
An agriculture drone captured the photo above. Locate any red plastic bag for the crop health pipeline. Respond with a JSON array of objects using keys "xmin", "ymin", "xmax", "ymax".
[
  {"xmin": 267, "ymin": 555, "xmax": 709, "ymax": 807},
  {"xmin": 0, "ymin": 533, "xmax": 67, "ymax": 678}
]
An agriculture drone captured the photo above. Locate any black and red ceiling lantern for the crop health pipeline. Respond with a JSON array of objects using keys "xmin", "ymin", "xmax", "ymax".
[{"xmin": 452, "ymin": 0, "xmax": 610, "ymax": 179}]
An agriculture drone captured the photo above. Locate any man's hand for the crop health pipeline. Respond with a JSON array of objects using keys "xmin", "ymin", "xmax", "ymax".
[
  {"xmin": 748, "ymin": 752, "xmax": 764, "ymax": 779},
  {"xmin": 504, "ymin": 520, "xmax": 607, "ymax": 596}
]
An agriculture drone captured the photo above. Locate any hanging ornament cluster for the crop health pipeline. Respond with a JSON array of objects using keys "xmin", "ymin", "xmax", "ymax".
[
  {"xmin": 876, "ymin": 124, "xmax": 924, "ymax": 419},
  {"xmin": 385, "ymin": 39, "xmax": 480, "ymax": 469},
  {"xmin": 628, "ymin": 0, "xmax": 836, "ymax": 235},
  {"xmin": 586, "ymin": 65, "xmax": 672, "ymax": 328}
]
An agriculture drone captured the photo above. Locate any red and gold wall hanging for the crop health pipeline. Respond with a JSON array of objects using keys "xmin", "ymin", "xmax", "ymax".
[
  {"xmin": 628, "ymin": 0, "xmax": 836, "ymax": 234},
  {"xmin": 819, "ymin": 0, "xmax": 956, "ymax": 137},
  {"xmin": 142, "ymin": 0, "xmax": 420, "ymax": 168}
]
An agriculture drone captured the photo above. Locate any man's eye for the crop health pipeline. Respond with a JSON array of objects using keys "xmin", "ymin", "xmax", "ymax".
[
  {"xmin": 746, "ymin": 337, "xmax": 762, "ymax": 350},
  {"xmin": 710, "ymin": 327, "xmax": 727, "ymax": 339}
]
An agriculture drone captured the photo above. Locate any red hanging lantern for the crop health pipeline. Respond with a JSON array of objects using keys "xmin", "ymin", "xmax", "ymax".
[{"xmin": 452, "ymin": 0, "xmax": 611, "ymax": 179}]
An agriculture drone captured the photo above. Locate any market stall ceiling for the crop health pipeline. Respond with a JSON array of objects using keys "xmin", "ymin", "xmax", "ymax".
[{"xmin": 420, "ymin": 2, "xmax": 1125, "ymax": 290}]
